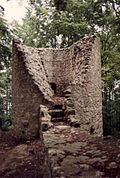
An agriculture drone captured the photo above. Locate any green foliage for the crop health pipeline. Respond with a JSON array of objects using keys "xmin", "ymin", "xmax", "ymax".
[
  {"xmin": 0, "ymin": 69, "xmax": 11, "ymax": 130},
  {"xmin": 54, "ymin": 0, "xmax": 67, "ymax": 11},
  {"xmin": 13, "ymin": 7, "xmax": 50, "ymax": 47},
  {"xmin": 0, "ymin": 7, "xmax": 12, "ymax": 130},
  {"xmin": 0, "ymin": 16, "xmax": 11, "ymax": 69}
]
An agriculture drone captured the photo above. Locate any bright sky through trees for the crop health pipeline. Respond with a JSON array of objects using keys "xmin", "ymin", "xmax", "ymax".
[{"xmin": 0, "ymin": 0, "xmax": 28, "ymax": 23}]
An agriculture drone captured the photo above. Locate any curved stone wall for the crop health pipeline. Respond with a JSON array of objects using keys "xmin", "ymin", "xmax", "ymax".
[{"xmin": 12, "ymin": 35, "xmax": 102, "ymax": 141}]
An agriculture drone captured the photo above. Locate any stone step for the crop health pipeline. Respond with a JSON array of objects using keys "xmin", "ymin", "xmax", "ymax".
[
  {"xmin": 51, "ymin": 96, "xmax": 65, "ymax": 109},
  {"xmin": 51, "ymin": 117, "xmax": 65, "ymax": 122},
  {"xmin": 48, "ymin": 109, "xmax": 64, "ymax": 118},
  {"xmin": 52, "ymin": 104, "xmax": 63, "ymax": 110},
  {"xmin": 65, "ymin": 109, "xmax": 75, "ymax": 115}
]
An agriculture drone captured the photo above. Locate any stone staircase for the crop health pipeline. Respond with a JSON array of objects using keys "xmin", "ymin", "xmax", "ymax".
[
  {"xmin": 48, "ymin": 94, "xmax": 80, "ymax": 127},
  {"xmin": 48, "ymin": 96, "xmax": 66, "ymax": 123},
  {"xmin": 41, "ymin": 90, "xmax": 80, "ymax": 132}
]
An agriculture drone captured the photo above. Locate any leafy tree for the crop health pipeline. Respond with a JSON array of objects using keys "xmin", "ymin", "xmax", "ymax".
[{"xmin": 0, "ymin": 5, "xmax": 12, "ymax": 130}]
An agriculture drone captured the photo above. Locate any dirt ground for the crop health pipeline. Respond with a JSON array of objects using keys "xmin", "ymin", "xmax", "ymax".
[
  {"xmin": 0, "ymin": 123, "xmax": 120, "ymax": 178},
  {"xmin": 43, "ymin": 122, "xmax": 120, "ymax": 178},
  {"xmin": 0, "ymin": 130, "xmax": 51, "ymax": 178}
]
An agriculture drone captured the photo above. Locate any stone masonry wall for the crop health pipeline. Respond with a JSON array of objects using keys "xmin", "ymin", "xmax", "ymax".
[
  {"xmin": 37, "ymin": 48, "xmax": 53, "ymax": 86},
  {"xmin": 52, "ymin": 49, "xmax": 72, "ymax": 95},
  {"xmin": 12, "ymin": 40, "xmax": 53, "ymax": 140},
  {"xmin": 71, "ymin": 36, "xmax": 102, "ymax": 136},
  {"xmin": 39, "ymin": 48, "xmax": 72, "ymax": 95},
  {"xmin": 12, "ymin": 40, "xmax": 52, "ymax": 178}
]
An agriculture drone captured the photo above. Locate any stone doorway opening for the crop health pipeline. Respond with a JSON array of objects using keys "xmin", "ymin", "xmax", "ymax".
[{"xmin": 50, "ymin": 83, "xmax": 57, "ymax": 94}]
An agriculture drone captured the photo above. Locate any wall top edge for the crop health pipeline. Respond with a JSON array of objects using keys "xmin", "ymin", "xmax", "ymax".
[{"xmin": 12, "ymin": 34, "xmax": 100, "ymax": 52}]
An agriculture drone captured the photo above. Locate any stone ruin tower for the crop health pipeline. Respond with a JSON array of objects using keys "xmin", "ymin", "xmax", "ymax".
[{"xmin": 12, "ymin": 35, "xmax": 103, "ymax": 141}]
